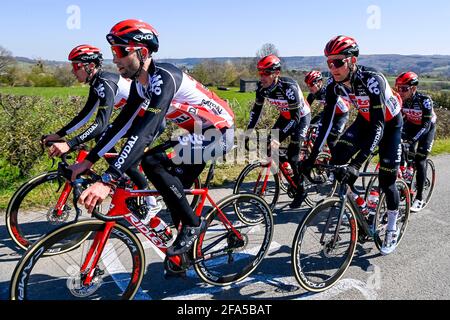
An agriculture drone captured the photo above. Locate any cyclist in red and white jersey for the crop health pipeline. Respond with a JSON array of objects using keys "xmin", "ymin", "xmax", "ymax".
[
  {"xmin": 42, "ymin": 45, "xmax": 159, "ymax": 214},
  {"xmin": 305, "ymin": 70, "xmax": 350, "ymax": 154},
  {"xmin": 69, "ymin": 19, "xmax": 235, "ymax": 256},
  {"xmin": 245, "ymin": 55, "xmax": 311, "ymax": 209},
  {"xmin": 396, "ymin": 72, "xmax": 436, "ymax": 212},
  {"xmin": 302, "ymin": 36, "xmax": 403, "ymax": 255}
]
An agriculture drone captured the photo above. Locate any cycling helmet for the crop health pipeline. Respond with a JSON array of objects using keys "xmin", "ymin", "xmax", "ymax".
[
  {"xmin": 106, "ymin": 19, "xmax": 159, "ymax": 53},
  {"xmin": 68, "ymin": 45, "xmax": 103, "ymax": 65},
  {"xmin": 304, "ymin": 71, "xmax": 323, "ymax": 86},
  {"xmin": 257, "ymin": 55, "xmax": 281, "ymax": 72},
  {"xmin": 396, "ymin": 72, "xmax": 419, "ymax": 87},
  {"xmin": 324, "ymin": 35, "xmax": 359, "ymax": 57}
]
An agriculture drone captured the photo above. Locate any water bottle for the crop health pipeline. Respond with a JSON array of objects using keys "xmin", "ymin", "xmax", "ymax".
[
  {"xmin": 149, "ymin": 216, "xmax": 173, "ymax": 244},
  {"xmin": 353, "ymin": 193, "xmax": 369, "ymax": 216},
  {"xmin": 282, "ymin": 162, "xmax": 294, "ymax": 177},
  {"xmin": 367, "ymin": 191, "xmax": 380, "ymax": 213}
]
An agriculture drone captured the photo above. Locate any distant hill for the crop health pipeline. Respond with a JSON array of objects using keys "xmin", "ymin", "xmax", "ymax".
[{"xmin": 14, "ymin": 54, "xmax": 450, "ymax": 77}]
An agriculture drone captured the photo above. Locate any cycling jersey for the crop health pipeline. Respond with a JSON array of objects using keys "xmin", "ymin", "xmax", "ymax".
[
  {"xmin": 401, "ymin": 92, "xmax": 437, "ymax": 143},
  {"xmin": 310, "ymin": 65, "xmax": 403, "ymax": 168},
  {"xmin": 86, "ymin": 61, "xmax": 234, "ymax": 180},
  {"xmin": 56, "ymin": 71, "xmax": 131, "ymax": 148},
  {"xmin": 307, "ymin": 85, "xmax": 350, "ymax": 115},
  {"xmin": 247, "ymin": 76, "xmax": 311, "ymax": 133}
]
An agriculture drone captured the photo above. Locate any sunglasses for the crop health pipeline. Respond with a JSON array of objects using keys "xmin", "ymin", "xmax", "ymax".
[
  {"xmin": 111, "ymin": 46, "xmax": 142, "ymax": 58},
  {"xmin": 327, "ymin": 58, "xmax": 348, "ymax": 69},
  {"xmin": 396, "ymin": 86, "xmax": 411, "ymax": 93},
  {"xmin": 258, "ymin": 70, "xmax": 275, "ymax": 76}
]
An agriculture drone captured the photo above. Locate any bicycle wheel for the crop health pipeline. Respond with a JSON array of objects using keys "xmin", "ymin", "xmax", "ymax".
[
  {"xmin": 10, "ymin": 220, "xmax": 145, "ymax": 300},
  {"xmin": 233, "ymin": 162, "xmax": 280, "ymax": 211},
  {"xmin": 292, "ymin": 197, "xmax": 358, "ymax": 292},
  {"xmin": 193, "ymin": 193, "xmax": 273, "ymax": 286},
  {"xmin": 411, "ymin": 159, "xmax": 435, "ymax": 208},
  {"xmin": 304, "ymin": 152, "xmax": 338, "ymax": 207},
  {"xmin": 372, "ymin": 179, "xmax": 411, "ymax": 252},
  {"xmin": 5, "ymin": 171, "xmax": 91, "ymax": 253}
]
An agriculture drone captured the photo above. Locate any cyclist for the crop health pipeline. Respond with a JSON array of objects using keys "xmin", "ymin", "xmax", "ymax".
[
  {"xmin": 42, "ymin": 44, "xmax": 160, "ymax": 218},
  {"xmin": 305, "ymin": 70, "xmax": 350, "ymax": 155},
  {"xmin": 68, "ymin": 19, "xmax": 235, "ymax": 257},
  {"xmin": 302, "ymin": 35, "xmax": 403, "ymax": 255},
  {"xmin": 396, "ymin": 72, "xmax": 436, "ymax": 212},
  {"xmin": 245, "ymin": 54, "xmax": 311, "ymax": 209}
]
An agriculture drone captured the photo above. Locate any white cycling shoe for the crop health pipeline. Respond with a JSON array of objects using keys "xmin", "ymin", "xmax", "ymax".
[
  {"xmin": 411, "ymin": 199, "xmax": 426, "ymax": 212},
  {"xmin": 140, "ymin": 202, "xmax": 163, "ymax": 225},
  {"xmin": 380, "ymin": 229, "xmax": 398, "ymax": 256}
]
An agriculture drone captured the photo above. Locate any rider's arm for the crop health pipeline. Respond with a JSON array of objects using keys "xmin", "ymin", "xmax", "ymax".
[
  {"xmin": 246, "ymin": 90, "xmax": 264, "ymax": 130},
  {"xmin": 66, "ymin": 81, "xmax": 117, "ymax": 149},
  {"xmin": 102, "ymin": 86, "xmax": 175, "ymax": 181},
  {"xmin": 307, "ymin": 81, "xmax": 337, "ymax": 161},
  {"xmin": 55, "ymin": 86, "xmax": 100, "ymax": 138},
  {"xmin": 85, "ymin": 83, "xmax": 146, "ymax": 165},
  {"xmin": 306, "ymin": 93, "xmax": 315, "ymax": 106},
  {"xmin": 412, "ymin": 96, "xmax": 434, "ymax": 143}
]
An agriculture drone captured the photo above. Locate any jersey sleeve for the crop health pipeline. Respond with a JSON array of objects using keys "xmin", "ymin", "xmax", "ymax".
[
  {"xmin": 412, "ymin": 96, "xmax": 433, "ymax": 142},
  {"xmin": 307, "ymin": 93, "xmax": 316, "ymax": 106},
  {"xmin": 55, "ymin": 87, "xmax": 99, "ymax": 138},
  {"xmin": 67, "ymin": 80, "xmax": 117, "ymax": 148},
  {"xmin": 247, "ymin": 89, "xmax": 265, "ymax": 130}
]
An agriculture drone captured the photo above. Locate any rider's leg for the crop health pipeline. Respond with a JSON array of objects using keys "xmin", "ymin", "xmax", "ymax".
[{"xmin": 414, "ymin": 123, "xmax": 436, "ymax": 201}]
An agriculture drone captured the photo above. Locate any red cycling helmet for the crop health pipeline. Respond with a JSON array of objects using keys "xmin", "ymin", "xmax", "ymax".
[
  {"xmin": 396, "ymin": 72, "xmax": 419, "ymax": 87},
  {"xmin": 68, "ymin": 45, "xmax": 103, "ymax": 65},
  {"xmin": 257, "ymin": 55, "xmax": 281, "ymax": 73},
  {"xmin": 304, "ymin": 71, "xmax": 323, "ymax": 86},
  {"xmin": 106, "ymin": 19, "xmax": 159, "ymax": 53},
  {"xmin": 324, "ymin": 35, "xmax": 359, "ymax": 57}
]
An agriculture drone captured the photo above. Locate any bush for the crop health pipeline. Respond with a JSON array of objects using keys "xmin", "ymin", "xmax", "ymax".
[{"xmin": 0, "ymin": 94, "xmax": 83, "ymax": 178}]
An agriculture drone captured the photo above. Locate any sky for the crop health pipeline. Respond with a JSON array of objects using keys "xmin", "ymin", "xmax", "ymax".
[{"xmin": 1, "ymin": 0, "xmax": 449, "ymax": 61}]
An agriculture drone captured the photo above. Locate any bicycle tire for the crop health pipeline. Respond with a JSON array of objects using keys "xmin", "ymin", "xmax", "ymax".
[
  {"xmin": 233, "ymin": 162, "xmax": 280, "ymax": 211},
  {"xmin": 10, "ymin": 220, "xmax": 145, "ymax": 300},
  {"xmin": 291, "ymin": 197, "xmax": 358, "ymax": 292},
  {"xmin": 370, "ymin": 179, "xmax": 411, "ymax": 252},
  {"xmin": 411, "ymin": 158, "xmax": 435, "ymax": 208},
  {"xmin": 5, "ymin": 171, "xmax": 90, "ymax": 254},
  {"xmin": 193, "ymin": 193, "xmax": 273, "ymax": 286}
]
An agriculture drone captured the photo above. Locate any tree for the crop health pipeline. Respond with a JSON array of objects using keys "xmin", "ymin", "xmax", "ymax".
[
  {"xmin": 0, "ymin": 46, "xmax": 14, "ymax": 74},
  {"xmin": 256, "ymin": 43, "xmax": 280, "ymax": 59},
  {"xmin": 53, "ymin": 65, "xmax": 76, "ymax": 87}
]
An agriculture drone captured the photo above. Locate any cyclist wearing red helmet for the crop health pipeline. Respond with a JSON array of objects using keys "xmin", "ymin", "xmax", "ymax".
[
  {"xmin": 69, "ymin": 19, "xmax": 235, "ymax": 257},
  {"xmin": 246, "ymin": 54, "xmax": 311, "ymax": 209},
  {"xmin": 304, "ymin": 70, "xmax": 350, "ymax": 153},
  {"xmin": 396, "ymin": 72, "xmax": 436, "ymax": 212},
  {"xmin": 303, "ymin": 35, "xmax": 403, "ymax": 255},
  {"xmin": 42, "ymin": 44, "xmax": 160, "ymax": 217}
]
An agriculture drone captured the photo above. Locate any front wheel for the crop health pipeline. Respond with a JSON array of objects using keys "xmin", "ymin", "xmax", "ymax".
[
  {"xmin": 5, "ymin": 171, "xmax": 88, "ymax": 253},
  {"xmin": 194, "ymin": 193, "xmax": 273, "ymax": 286},
  {"xmin": 10, "ymin": 221, "xmax": 145, "ymax": 300},
  {"xmin": 291, "ymin": 197, "xmax": 358, "ymax": 292}
]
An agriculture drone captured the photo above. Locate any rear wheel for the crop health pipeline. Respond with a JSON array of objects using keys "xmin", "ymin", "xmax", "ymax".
[{"xmin": 194, "ymin": 194, "xmax": 273, "ymax": 285}]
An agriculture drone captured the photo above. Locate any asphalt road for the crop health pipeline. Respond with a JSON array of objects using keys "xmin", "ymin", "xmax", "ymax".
[{"xmin": 1, "ymin": 154, "xmax": 449, "ymax": 300}]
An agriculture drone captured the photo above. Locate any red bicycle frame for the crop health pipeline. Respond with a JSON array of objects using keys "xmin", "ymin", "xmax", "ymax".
[{"xmin": 79, "ymin": 186, "xmax": 242, "ymax": 286}]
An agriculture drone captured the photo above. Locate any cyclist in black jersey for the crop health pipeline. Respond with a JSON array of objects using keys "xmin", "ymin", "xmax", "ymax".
[
  {"xmin": 245, "ymin": 55, "xmax": 311, "ymax": 209},
  {"xmin": 42, "ymin": 45, "xmax": 154, "ymax": 210},
  {"xmin": 396, "ymin": 72, "xmax": 436, "ymax": 212},
  {"xmin": 305, "ymin": 70, "xmax": 349, "ymax": 154},
  {"xmin": 68, "ymin": 20, "xmax": 235, "ymax": 257},
  {"xmin": 302, "ymin": 36, "xmax": 403, "ymax": 255}
]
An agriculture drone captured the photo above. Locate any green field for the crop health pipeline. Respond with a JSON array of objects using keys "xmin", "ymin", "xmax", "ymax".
[{"xmin": 0, "ymin": 86, "xmax": 89, "ymax": 98}]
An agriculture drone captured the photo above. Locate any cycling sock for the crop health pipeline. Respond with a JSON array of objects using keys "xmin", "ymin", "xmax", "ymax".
[{"xmin": 387, "ymin": 210, "xmax": 399, "ymax": 231}]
